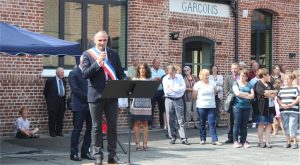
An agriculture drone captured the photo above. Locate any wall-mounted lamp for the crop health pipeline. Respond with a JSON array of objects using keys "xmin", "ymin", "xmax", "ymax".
[
  {"xmin": 216, "ymin": 41, "xmax": 222, "ymax": 45},
  {"xmin": 169, "ymin": 32, "xmax": 179, "ymax": 40},
  {"xmin": 288, "ymin": 53, "xmax": 296, "ymax": 58}
]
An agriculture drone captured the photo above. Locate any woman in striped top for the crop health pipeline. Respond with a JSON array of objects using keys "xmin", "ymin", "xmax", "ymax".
[
  {"xmin": 183, "ymin": 66, "xmax": 199, "ymax": 128},
  {"xmin": 277, "ymin": 73, "xmax": 300, "ymax": 149}
]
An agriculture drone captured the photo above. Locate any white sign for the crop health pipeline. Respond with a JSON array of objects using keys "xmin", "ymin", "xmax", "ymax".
[{"xmin": 169, "ymin": 0, "xmax": 230, "ymax": 18}]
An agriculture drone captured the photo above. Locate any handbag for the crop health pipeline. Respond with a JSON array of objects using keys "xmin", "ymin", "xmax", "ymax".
[
  {"xmin": 224, "ymin": 92, "xmax": 235, "ymax": 112},
  {"xmin": 223, "ymin": 82, "xmax": 239, "ymax": 112}
]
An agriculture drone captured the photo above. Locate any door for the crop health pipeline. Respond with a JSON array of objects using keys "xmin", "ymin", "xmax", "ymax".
[{"xmin": 183, "ymin": 37, "xmax": 214, "ymax": 77}]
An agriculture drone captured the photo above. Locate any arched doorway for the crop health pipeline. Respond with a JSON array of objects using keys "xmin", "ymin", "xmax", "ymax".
[
  {"xmin": 183, "ymin": 37, "xmax": 215, "ymax": 77},
  {"xmin": 251, "ymin": 9, "xmax": 273, "ymax": 70}
]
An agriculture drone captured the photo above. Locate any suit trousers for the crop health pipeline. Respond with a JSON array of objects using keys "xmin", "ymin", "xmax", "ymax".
[
  {"xmin": 70, "ymin": 111, "xmax": 92, "ymax": 155},
  {"xmin": 150, "ymin": 90, "xmax": 165, "ymax": 127},
  {"xmin": 165, "ymin": 98, "xmax": 187, "ymax": 140},
  {"xmin": 89, "ymin": 99, "xmax": 118, "ymax": 160},
  {"xmin": 48, "ymin": 97, "xmax": 65, "ymax": 135},
  {"xmin": 226, "ymin": 107, "xmax": 234, "ymax": 141}
]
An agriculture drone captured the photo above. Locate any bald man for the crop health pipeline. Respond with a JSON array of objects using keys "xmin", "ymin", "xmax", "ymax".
[
  {"xmin": 44, "ymin": 67, "xmax": 66, "ymax": 137},
  {"xmin": 82, "ymin": 31, "xmax": 127, "ymax": 165}
]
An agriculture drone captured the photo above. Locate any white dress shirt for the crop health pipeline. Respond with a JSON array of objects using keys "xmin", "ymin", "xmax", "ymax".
[
  {"xmin": 209, "ymin": 74, "xmax": 223, "ymax": 100},
  {"xmin": 151, "ymin": 67, "xmax": 166, "ymax": 90},
  {"xmin": 56, "ymin": 76, "xmax": 65, "ymax": 96},
  {"xmin": 162, "ymin": 74, "xmax": 186, "ymax": 98}
]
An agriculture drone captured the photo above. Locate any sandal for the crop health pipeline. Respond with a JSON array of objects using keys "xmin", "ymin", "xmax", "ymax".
[
  {"xmin": 143, "ymin": 142, "xmax": 149, "ymax": 151},
  {"xmin": 136, "ymin": 143, "xmax": 142, "ymax": 151},
  {"xmin": 258, "ymin": 143, "xmax": 266, "ymax": 148}
]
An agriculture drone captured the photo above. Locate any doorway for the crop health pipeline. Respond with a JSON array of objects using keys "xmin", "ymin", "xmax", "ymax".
[{"xmin": 183, "ymin": 37, "xmax": 215, "ymax": 77}]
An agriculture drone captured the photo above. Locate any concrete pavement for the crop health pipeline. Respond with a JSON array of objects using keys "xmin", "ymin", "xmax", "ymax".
[{"xmin": 0, "ymin": 127, "xmax": 299, "ymax": 165}]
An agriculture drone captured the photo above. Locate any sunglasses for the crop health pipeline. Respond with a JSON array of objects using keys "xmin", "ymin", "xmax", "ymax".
[{"xmin": 97, "ymin": 39, "xmax": 107, "ymax": 42}]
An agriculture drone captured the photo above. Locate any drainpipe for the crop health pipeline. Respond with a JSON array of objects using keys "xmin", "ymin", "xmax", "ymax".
[{"xmin": 231, "ymin": 0, "xmax": 239, "ymax": 62}]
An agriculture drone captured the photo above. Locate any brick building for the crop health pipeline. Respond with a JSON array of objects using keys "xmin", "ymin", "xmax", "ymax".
[{"xmin": 0, "ymin": 0, "xmax": 299, "ymax": 136}]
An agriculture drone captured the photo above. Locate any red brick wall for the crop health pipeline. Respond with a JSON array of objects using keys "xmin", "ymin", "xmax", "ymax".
[
  {"xmin": 0, "ymin": 0, "xmax": 75, "ymax": 137},
  {"xmin": 0, "ymin": 0, "xmax": 44, "ymax": 32},
  {"xmin": 128, "ymin": 0, "xmax": 299, "ymax": 72},
  {"xmin": 238, "ymin": 0, "xmax": 299, "ymax": 70},
  {"xmin": 1, "ymin": 0, "xmax": 299, "ymax": 136},
  {"xmin": 128, "ymin": 0, "xmax": 169, "ymax": 66}
]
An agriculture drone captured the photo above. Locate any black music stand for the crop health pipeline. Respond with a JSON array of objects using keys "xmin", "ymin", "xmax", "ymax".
[{"xmin": 101, "ymin": 80, "xmax": 160, "ymax": 165}]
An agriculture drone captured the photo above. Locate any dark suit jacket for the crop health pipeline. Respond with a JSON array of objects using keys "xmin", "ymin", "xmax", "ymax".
[
  {"xmin": 69, "ymin": 66, "xmax": 89, "ymax": 111},
  {"xmin": 224, "ymin": 75, "xmax": 237, "ymax": 94},
  {"xmin": 82, "ymin": 48, "xmax": 126, "ymax": 102},
  {"xmin": 43, "ymin": 76, "xmax": 67, "ymax": 111}
]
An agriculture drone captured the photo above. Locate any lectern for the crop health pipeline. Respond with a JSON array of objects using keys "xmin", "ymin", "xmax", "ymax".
[{"xmin": 102, "ymin": 80, "xmax": 160, "ymax": 165}]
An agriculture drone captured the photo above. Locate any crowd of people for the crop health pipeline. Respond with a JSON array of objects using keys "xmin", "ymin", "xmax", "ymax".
[{"xmin": 14, "ymin": 30, "xmax": 300, "ymax": 165}]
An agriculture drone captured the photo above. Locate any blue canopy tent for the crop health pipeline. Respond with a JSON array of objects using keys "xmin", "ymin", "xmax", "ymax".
[{"xmin": 0, "ymin": 22, "xmax": 81, "ymax": 56}]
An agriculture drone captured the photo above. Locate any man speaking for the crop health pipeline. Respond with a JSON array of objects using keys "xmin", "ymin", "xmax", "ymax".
[{"xmin": 82, "ymin": 31, "xmax": 126, "ymax": 165}]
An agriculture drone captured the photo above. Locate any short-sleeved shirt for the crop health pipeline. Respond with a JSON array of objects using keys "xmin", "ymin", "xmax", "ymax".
[
  {"xmin": 233, "ymin": 82, "xmax": 253, "ymax": 109},
  {"xmin": 193, "ymin": 81, "xmax": 216, "ymax": 108},
  {"xmin": 278, "ymin": 86, "xmax": 299, "ymax": 114},
  {"xmin": 15, "ymin": 117, "xmax": 30, "ymax": 133},
  {"xmin": 151, "ymin": 67, "xmax": 165, "ymax": 90}
]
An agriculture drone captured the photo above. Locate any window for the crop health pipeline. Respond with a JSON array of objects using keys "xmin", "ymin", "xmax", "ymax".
[
  {"xmin": 43, "ymin": 0, "xmax": 127, "ymax": 69},
  {"xmin": 43, "ymin": 0, "xmax": 59, "ymax": 68},
  {"xmin": 251, "ymin": 10, "xmax": 272, "ymax": 70}
]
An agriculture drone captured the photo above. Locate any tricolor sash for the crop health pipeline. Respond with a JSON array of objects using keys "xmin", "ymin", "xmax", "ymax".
[{"xmin": 87, "ymin": 47, "xmax": 118, "ymax": 80}]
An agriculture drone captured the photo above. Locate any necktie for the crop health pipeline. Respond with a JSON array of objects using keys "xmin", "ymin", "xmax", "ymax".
[{"xmin": 58, "ymin": 79, "xmax": 64, "ymax": 96}]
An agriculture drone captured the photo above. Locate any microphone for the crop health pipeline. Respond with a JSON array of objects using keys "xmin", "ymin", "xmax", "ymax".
[{"xmin": 101, "ymin": 47, "xmax": 109, "ymax": 63}]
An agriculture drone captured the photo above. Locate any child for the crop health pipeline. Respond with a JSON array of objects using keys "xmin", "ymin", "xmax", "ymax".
[
  {"xmin": 272, "ymin": 79, "xmax": 285, "ymax": 135},
  {"xmin": 15, "ymin": 107, "xmax": 39, "ymax": 138}
]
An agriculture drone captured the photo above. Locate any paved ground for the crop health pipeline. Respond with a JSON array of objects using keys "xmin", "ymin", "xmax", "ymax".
[{"xmin": 0, "ymin": 127, "xmax": 299, "ymax": 165}]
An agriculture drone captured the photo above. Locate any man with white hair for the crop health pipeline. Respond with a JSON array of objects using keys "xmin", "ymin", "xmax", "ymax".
[
  {"xmin": 44, "ymin": 67, "xmax": 66, "ymax": 137},
  {"xmin": 163, "ymin": 64, "xmax": 190, "ymax": 145}
]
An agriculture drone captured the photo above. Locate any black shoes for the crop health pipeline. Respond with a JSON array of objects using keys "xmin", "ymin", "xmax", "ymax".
[
  {"xmin": 56, "ymin": 133, "xmax": 63, "ymax": 137},
  {"xmin": 224, "ymin": 139, "xmax": 233, "ymax": 144},
  {"xmin": 70, "ymin": 154, "xmax": 81, "ymax": 161},
  {"xmin": 284, "ymin": 143, "xmax": 291, "ymax": 148},
  {"xmin": 181, "ymin": 139, "xmax": 191, "ymax": 145},
  {"xmin": 170, "ymin": 138, "xmax": 176, "ymax": 144},
  {"xmin": 107, "ymin": 156, "xmax": 122, "ymax": 164},
  {"xmin": 71, "ymin": 153, "xmax": 95, "ymax": 161},
  {"xmin": 81, "ymin": 153, "xmax": 95, "ymax": 160},
  {"xmin": 49, "ymin": 133, "xmax": 56, "ymax": 137},
  {"xmin": 95, "ymin": 158, "xmax": 102, "ymax": 165}
]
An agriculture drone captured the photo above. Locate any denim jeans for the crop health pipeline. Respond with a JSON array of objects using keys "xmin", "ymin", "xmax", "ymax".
[
  {"xmin": 233, "ymin": 107, "xmax": 250, "ymax": 144},
  {"xmin": 197, "ymin": 108, "xmax": 218, "ymax": 142},
  {"xmin": 281, "ymin": 112, "xmax": 299, "ymax": 138}
]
